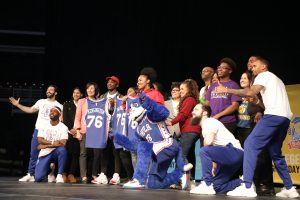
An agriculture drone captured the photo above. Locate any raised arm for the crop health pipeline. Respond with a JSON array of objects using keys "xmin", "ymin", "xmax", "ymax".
[
  {"xmin": 9, "ymin": 97, "xmax": 38, "ymax": 113},
  {"xmin": 216, "ymin": 81, "xmax": 263, "ymax": 98}
]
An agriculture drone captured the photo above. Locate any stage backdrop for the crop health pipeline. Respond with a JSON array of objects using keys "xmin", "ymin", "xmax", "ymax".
[{"xmin": 273, "ymin": 84, "xmax": 300, "ymax": 185}]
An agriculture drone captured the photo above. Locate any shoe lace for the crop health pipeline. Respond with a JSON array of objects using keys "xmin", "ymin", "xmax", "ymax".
[{"xmin": 131, "ymin": 178, "xmax": 138, "ymax": 183}]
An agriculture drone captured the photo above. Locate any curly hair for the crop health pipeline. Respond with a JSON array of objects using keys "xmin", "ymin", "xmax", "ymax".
[
  {"xmin": 220, "ymin": 57, "xmax": 237, "ymax": 71},
  {"xmin": 178, "ymin": 79, "xmax": 199, "ymax": 110},
  {"xmin": 140, "ymin": 67, "xmax": 158, "ymax": 87}
]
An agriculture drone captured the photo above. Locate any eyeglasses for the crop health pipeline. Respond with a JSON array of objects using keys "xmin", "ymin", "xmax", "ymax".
[
  {"xmin": 171, "ymin": 89, "xmax": 180, "ymax": 92},
  {"xmin": 217, "ymin": 66, "xmax": 231, "ymax": 70}
]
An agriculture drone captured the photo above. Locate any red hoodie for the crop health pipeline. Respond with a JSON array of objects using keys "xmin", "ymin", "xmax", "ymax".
[
  {"xmin": 171, "ymin": 96, "xmax": 201, "ymax": 134},
  {"xmin": 144, "ymin": 88, "xmax": 164, "ymax": 105}
]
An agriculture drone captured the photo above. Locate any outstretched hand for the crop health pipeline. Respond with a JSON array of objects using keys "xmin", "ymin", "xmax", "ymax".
[
  {"xmin": 215, "ymin": 81, "xmax": 227, "ymax": 94},
  {"xmin": 9, "ymin": 97, "xmax": 20, "ymax": 106}
]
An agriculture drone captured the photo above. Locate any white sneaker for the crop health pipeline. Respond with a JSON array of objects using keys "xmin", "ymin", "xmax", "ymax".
[
  {"xmin": 239, "ymin": 175, "xmax": 256, "ymax": 190},
  {"xmin": 184, "ymin": 163, "xmax": 193, "ymax": 172},
  {"xmin": 190, "ymin": 181, "xmax": 216, "ymax": 195},
  {"xmin": 169, "ymin": 184, "xmax": 178, "ymax": 189},
  {"xmin": 91, "ymin": 173, "xmax": 102, "ymax": 184},
  {"xmin": 180, "ymin": 172, "xmax": 190, "ymax": 190},
  {"xmin": 56, "ymin": 174, "xmax": 64, "ymax": 183},
  {"xmin": 123, "ymin": 178, "xmax": 145, "ymax": 189},
  {"xmin": 19, "ymin": 173, "xmax": 35, "ymax": 182},
  {"xmin": 47, "ymin": 163, "xmax": 56, "ymax": 183},
  {"xmin": 91, "ymin": 173, "xmax": 108, "ymax": 184},
  {"xmin": 109, "ymin": 173, "xmax": 120, "ymax": 185},
  {"xmin": 227, "ymin": 183, "xmax": 257, "ymax": 197},
  {"xmin": 99, "ymin": 173, "xmax": 108, "ymax": 184},
  {"xmin": 48, "ymin": 174, "xmax": 56, "ymax": 183},
  {"xmin": 190, "ymin": 180, "xmax": 197, "ymax": 190},
  {"xmin": 276, "ymin": 186, "xmax": 300, "ymax": 198}
]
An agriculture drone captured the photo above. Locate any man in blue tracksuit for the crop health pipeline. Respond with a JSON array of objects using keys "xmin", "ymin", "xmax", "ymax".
[{"xmin": 216, "ymin": 56, "xmax": 299, "ymax": 198}]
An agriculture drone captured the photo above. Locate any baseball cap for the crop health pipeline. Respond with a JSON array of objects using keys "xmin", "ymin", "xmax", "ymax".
[{"xmin": 106, "ymin": 75, "xmax": 120, "ymax": 85}]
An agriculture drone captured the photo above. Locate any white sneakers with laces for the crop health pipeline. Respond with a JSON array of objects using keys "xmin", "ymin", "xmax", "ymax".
[
  {"xmin": 55, "ymin": 174, "xmax": 64, "ymax": 183},
  {"xmin": 91, "ymin": 173, "xmax": 108, "ymax": 184},
  {"xmin": 276, "ymin": 186, "xmax": 300, "ymax": 198},
  {"xmin": 18, "ymin": 173, "xmax": 35, "ymax": 182},
  {"xmin": 190, "ymin": 181, "xmax": 216, "ymax": 195},
  {"xmin": 109, "ymin": 173, "xmax": 120, "ymax": 185},
  {"xmin": 123, "ymin": 178, "xmax": 145, "ymax": 189},
  {"xmin": 227, "ymin": 183, "xmax": 257, "ymax": 197},
  {"xmin": 48, "ymin": 174, "xmax": 56, "ymax": 183}
]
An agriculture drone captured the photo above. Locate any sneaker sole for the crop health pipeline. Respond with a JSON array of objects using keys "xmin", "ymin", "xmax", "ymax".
[
  {"xmin": 123, "ymin": 186, "xmax": 145, "ymax": 190},
  {"xmin": 110, "ymin": 182, "xmax": 120, "ymax": 185},
  {"xmin": 91, "ymin": 181, "xmax": 100, "ymax": 184},
  {"xmin": 227, "ymin": 193, "xmax": 257, "ymax": 197}
]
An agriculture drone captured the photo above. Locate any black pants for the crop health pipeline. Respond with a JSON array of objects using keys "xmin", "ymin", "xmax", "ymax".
[
  {"xmin": 113, "ymin": 147, "xmax": 134, "ymax": 179},
  {"xmin": 87, "ymin": 148, "xmax": 108, "ymax": 177},
  {"xmin": 65, "ymin": 135, "xmax": 80, "ymax": 175}
]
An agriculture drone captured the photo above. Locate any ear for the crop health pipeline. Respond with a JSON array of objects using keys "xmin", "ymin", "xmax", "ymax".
[
  {"xmin": 55, "ymin": 92, "xmax": 58, "ymax": 96},
  {"xmin": 262, "ymin": 64, "xmax": 267, "ymax": 70},
  {"xmin": 202, "ymin": 110, "xmax": 208, "ymax": 117}
]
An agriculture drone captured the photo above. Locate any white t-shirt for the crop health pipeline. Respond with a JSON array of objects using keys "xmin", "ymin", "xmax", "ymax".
[
  {"xmin": 37, "ymin": 122, "xmax": 68, "ymax": 157},
  {"xmin": 33, "ymin": 99, "xmax": 63, "ymax": 130},
  {"xmin": 107, "ymin": 93, "xmax": 117, "ymax": 99},
  {"xmin": 254, "ymin": 71, "xmax": 293, "ymax": 119},
  {"xmin": 201, "ymin": 118, "xmax": 242, "ymax": 150}
]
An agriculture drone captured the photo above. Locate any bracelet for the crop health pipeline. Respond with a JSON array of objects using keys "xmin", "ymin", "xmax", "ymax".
[{"xmin": 256, "ymin": 99, "xmax": 260, "ymax": 105}]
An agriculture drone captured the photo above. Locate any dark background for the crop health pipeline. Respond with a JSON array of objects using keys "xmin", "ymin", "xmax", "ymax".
[
  {"xmin": 0, "ymin": 1, "xmax": 299, "ymax": 175},
  {"xmin": 1, "ymin": 1, "xmax": 300, "ymax": 98}
]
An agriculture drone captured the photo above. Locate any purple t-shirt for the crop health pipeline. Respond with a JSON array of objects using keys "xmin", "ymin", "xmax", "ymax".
[{"xmin": 206, "ymin": 80, "xmax": 241, "ymax": 124}]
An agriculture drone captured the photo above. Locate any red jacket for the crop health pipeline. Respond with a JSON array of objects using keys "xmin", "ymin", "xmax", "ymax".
[
  {"xmin": 171, "ymin": 96, "xmax": 201, "ymax": 134},
  {"xmin": 144, "ymin": 88, "xmax": 164, "ymax": 105}
]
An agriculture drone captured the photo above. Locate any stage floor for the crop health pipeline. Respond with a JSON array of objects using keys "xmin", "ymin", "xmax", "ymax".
[{"xmin": 0, "ymin": 177, "xmax": 298, "ymax": 200}]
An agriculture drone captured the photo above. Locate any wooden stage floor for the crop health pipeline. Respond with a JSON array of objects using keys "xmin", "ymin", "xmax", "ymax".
[{"xmin": 0, "ymin": 177, "xmax": 298, "ymax": 200}]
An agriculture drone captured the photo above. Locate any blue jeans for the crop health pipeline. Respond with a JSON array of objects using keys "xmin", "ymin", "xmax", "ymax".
[{"xmin": 28, "ymin": 129, "xmax": 40, "ymax": 176}]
